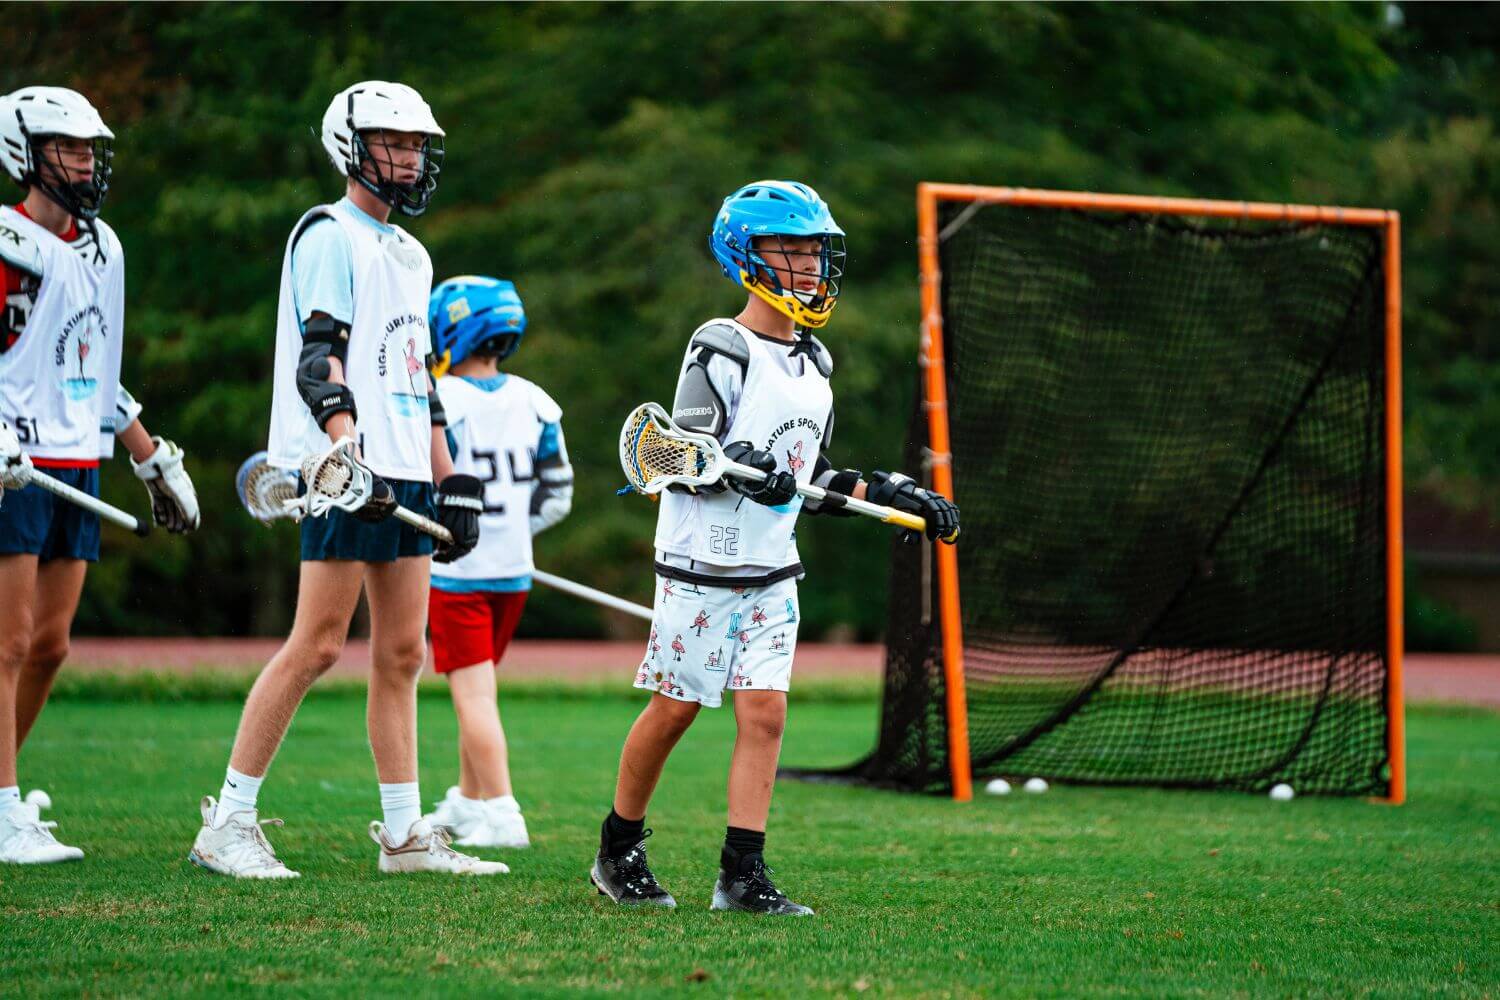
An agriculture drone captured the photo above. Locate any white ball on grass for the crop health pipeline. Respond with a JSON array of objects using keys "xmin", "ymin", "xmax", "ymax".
[
  {"xmin": 24, "ymin": 789, "xmax": 51, "ymax": 810},
  {"xmin": 1269, "ymin": 783, "xmax": 1295, "ymax": 802},
  {"xmin": 984, "ymin": 778, "xmax": 1012, "ymax": 796},
  {"xmin": 1023, "ymin": 777, "xmax": 1049, "ymax": 794}
]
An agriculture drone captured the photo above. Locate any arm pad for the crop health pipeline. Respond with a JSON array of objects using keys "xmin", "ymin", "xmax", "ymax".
[
  {"xmin": 114, "ymin": 385, "xmax": 143, "ymax": 431},
  {"xmin": 297, "ymin": 315, "xmax": 356, "ymax": 429},
  {"xmin": 428, "ymin": 377, "xmax": 448, "ymax": 428},
  {"xmin": 802, "ymin": 453, "xmax": 862, "ymax": 517}
]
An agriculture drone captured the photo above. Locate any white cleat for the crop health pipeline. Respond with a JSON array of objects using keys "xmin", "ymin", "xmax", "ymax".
[
  {"xmin": 0, "ymin": 801, "xmax": 83, "ymax": 864},
  {"xmin": 454, "ymin": 798, "xmax": 531, "ymax": 850},
  {"xmin": 370, "ymin": 818, "xmax": 509, "ymax": 875},
  {"xmin": 188, "ymin": 796, "xmax": 300, "ymax": 879}
]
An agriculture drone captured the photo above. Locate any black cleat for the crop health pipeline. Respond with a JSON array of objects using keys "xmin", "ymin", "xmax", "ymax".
[
  {"xmin": 710, "ymin": 857, "xmax": 814, "ymax": 916},
  {"xmin": 590, "ymin": 830, "xmax": 676, "ymax": 908}
]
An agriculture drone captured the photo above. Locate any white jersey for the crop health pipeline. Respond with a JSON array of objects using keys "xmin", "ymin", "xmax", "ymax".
[
  {"xmin": 435, "ymin": 374, "xmax": 562, "ymax": 581},
  {"xmin": 655, "ymin": 319, "xmax": 833, "ymax": 570},
  {"xmin": 0, "ymin": 206, "xmax": 124, "ymax": 462},
  {"xmin": 268, "ymin": 201, "xmax": 435, "ymax": 482}
]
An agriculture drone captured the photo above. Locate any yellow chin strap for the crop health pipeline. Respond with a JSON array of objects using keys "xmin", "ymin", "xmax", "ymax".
[
  {"xmin": 429, "ymin": 348, "xmax": 453, "ymax": 378},
  {"xmin": 740, "ymin": 270, "xmax": 838, "ymax": 329}
]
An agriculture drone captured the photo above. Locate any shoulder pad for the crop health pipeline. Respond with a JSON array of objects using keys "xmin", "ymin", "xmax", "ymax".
[
  {"xmin": 808, "ymin": 335, "xmax": 833, "ymax": 378},
  {"xmin": 690, "ymin": 322, "xmax": 750, "ymax": 369},
  {"xmin": 0, "ymin": 218, "xmax": 44, "ymax": 278}
]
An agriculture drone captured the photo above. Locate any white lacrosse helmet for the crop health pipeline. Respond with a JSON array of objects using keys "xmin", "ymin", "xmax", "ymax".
[
  {"xmin": 320, "ymin": 81, "xmax": 445, "ymax": 217},
  {"xmin": 0, "ymin": 86, "xmax": 114, "ymax": 218}
]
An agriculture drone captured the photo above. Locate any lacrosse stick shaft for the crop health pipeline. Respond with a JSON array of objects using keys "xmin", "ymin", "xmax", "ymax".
[
  {"xmin": 20, "ymin": 467, "xmax": 149, "ymax": 537},
  {"xmin": 390, "ymin": 507, "xmax": 653, "ymax": 620},
  {"xmin": 719, "ymin": 460, "xmax": 928, "ymax": 533}
]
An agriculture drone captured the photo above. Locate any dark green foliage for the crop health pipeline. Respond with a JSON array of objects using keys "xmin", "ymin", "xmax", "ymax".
[{"xmin": 3, "ymin": 4, "xmax": 1496, "ymax": 638}]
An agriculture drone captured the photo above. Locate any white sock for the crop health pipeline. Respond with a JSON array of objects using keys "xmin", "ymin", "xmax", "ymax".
[
  {"xmin": 0, "ymin": 786, "xmax": 19, "ymax": 814},
  {"xmin": 215, "ymin": 767, "xmax": 263, "ymax": 826},
  {"xmin": 485, "ymin": 794, "xmax": 520, "ymax": 813},
  {"xmin": 380, "ymin": 782, "xmax": 422, "ymax": 843}
]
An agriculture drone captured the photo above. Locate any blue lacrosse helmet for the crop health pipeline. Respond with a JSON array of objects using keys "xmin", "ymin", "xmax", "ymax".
[
  {"xmin": 428, "ymin": 275, "xmax": 527, "ymax": 376},
  {"xmin": 709, "ymin": 180, "xmax": 846, "ymax": 329}
]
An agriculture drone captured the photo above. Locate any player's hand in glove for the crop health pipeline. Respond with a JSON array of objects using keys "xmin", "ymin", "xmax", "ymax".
[
  {"xmin": 353, "ymin": 474, "xmax": 398, "ymax": 523},
  {"xmin": 723, "ymin": 441, "xmax": 798, "ymax": 507},
  {"xmin": 867, "ymin": 470, "xmax": 960, "ymax": 544},
  {"xmin": 0, "ymin": 419, "xmax": 33, "ymax": 502},
  {"xmin": 131, "ymin": 436, "xmax": 200, "ymax": 533},
  {"xmin": 433, "ymin": 474, "xmax": 483, "ymax": 563}
]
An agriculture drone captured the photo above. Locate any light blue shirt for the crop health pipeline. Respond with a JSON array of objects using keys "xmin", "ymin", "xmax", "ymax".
[{"xmin": 290, "ymin": 197, "xmax": 397, "ymax": 332}]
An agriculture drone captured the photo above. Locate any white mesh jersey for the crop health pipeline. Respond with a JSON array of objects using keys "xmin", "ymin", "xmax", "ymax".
[
  {"xmin": 436, "ymin": 374, "xmax": 562, "ymax": 581},
  {"xmin": 654, "ymin": 319, "xmax": 833, "ymax": 569},
  {"xmin": 0, "ymin": 206, "xmax": 125, "ymax": 462},
  {"xmin": 268, "ymin": 201, "xmax": 435, "ymax": 482}
]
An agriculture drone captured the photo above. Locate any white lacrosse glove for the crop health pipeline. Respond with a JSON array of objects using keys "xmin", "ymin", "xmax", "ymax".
[
  {"xmin": 132, "ymin": 436, "xmax": 201, "ymax": 533},
  {"xmin": 0, "ymin": 419, "xmax": 33, "ymax": 501}
]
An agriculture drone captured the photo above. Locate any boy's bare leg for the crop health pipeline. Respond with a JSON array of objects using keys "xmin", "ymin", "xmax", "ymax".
[
  {"xmin": 228, "ymin": 560, "xmax": 365, "ymax": 776},
  {"xmin": 447, "ymin": 662, "xmax": 512, "ymax": 799},
  {"xmin": 14, "ymin": 558, "xmax": 87, "ymax": 749},
  {"xmin": 0, "ymin": 555, "xmax": 39, "ymax": 788},
  {"xmin": 726, "ymin": 690, "xmax": 786, "ymax": 830},
  {"xmin": 612, "ymin": 693, "xmax": 700, "ymax": 820},
  {"xmin": 364, "ymin": 556, "xmax": 430, "ymax": 784}
]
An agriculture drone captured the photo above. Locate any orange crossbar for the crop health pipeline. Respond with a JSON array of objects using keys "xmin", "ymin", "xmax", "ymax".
[{"xmin": 916, "ymin": 182, "xmax": 1405, "ymax": 805}]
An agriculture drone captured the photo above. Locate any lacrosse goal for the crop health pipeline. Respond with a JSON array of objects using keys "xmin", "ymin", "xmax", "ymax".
[{"xmin": 807, "ymin": 185, "xmax": 1404, "ymax": 803}]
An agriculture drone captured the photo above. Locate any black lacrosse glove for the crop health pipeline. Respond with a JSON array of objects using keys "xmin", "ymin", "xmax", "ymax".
[
  {"xmin": 723, "ymin": 441, "xmax": 798, "ymax": 507},
  {"xmin": 354, "ymin": 473, "xmax": 398, "ymax": 523},
  {"xmin": 433, "ymin": 474, "xmax": 483, "ymax": 563},
  {"xmin": 867, "ymin": 471, "xmax": 960, "ymax": 544}
]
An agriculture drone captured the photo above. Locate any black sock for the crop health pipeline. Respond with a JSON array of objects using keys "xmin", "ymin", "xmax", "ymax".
[
  {"xmin": 601, "ymin": 809, "xmax": 645, "ymax": 857},
  {"xmin": 721, "ymin": 826, "xmax": 766, "ymax": 872}
]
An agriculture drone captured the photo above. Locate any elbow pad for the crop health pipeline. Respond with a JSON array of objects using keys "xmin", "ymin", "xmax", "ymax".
[
  {"xmin": 296, "ymin": 317, "xmax": 357, "ymax": 430},
  {"xmin": 530, "ymin": 456, "xmax": 574, "ymax": 534},
  {"xmin": 802, "ymin": 454, "xmax": 862, "ymax": 517},
  {"xmin": 114, "ymin": 385, "xmax": 143, "ymax": 431}
]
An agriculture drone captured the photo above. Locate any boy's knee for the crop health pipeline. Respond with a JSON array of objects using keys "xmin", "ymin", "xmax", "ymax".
[
  {"xmin": 26, "ymin": 632, "xmax": 69, "ymax": 675},
  {"xmin": 375, "ymin": 637, "xmax": 427, "ymax": 681},
  {"xmin": 648, "ymin": 696, "xmax": 700, "ymax": 734},
  {"xmin": 737, "ymin": 700, "xmax": 787, "ymax": 743}
]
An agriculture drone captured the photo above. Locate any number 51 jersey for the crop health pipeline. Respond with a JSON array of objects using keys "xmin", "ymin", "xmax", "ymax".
[{"xmin": 436, "ymin": 373, "xmax": 563, "ymax": 581}]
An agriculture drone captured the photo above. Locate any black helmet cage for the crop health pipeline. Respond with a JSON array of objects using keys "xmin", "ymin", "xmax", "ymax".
[
  {"xmin": 17, "ymin": 113, "xmax": 113, "ymax": 220},
  {"xmin": 346, "ymin": 95, "xmax": 442, "ymax": 218},
  {"xmin": 745, "ymin": 233, "xmax": 846, "ymax": 313}
]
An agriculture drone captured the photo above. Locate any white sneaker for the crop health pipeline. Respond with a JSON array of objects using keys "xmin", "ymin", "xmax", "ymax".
[
  {"xmin": 370, "ymin": 818, "xmax": 509, "ymax": 874},
  {"xmin": 188, "ymin": 795, "xmax": 300, "ymax": 879},
  {"xmin": 427, "ymin": 786, "xmax": 482, "ymax": 838},
  {"xmin": 0, "ymin": 801, "xmax": 83, "ymax": 864},
  {"xmin": 455, "ymin": 798, "xmax": 531, "ymax": 849}
]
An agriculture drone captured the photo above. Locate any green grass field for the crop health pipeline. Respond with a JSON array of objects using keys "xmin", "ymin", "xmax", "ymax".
[{"xmin": 2, "ymin": 684, "xmax": 1496, "ymax": 998}]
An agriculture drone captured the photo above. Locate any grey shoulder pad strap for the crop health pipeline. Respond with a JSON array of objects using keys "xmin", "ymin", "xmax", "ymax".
[
  {"xmin": 691, "ymin": 323, "xmax": 751, "ymax": 370},
  {"xmin": 0, "ymin": 218, "xmax": 44, "ymax": 278},
  {"xmin": 807, "ymin": 334, "xmax": 834, "ymax": 378}
]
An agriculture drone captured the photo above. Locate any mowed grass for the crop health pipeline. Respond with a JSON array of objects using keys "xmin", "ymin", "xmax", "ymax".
[{"xmin": 1, "ymin": 687, "xmax": 1496, "ymax": 998}]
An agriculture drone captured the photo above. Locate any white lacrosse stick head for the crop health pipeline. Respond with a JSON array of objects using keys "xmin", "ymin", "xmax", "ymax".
[
  {"xmin": 235, "ymin": 451, "xmax": 301, "ymax": 524},
  {"xmin": 297, "ymin": 437, "xmax": 375, "ymax": 518},
  {"xmin": 618, "ymin": 403, "xmax": 726, "ymax": 495}
]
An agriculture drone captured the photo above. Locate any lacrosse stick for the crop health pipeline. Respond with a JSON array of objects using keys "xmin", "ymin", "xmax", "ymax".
[
  {"xmin": 235, "ymin": 448, "xmax": 653, "ymax": 620},
  {"xmin": 14, "ymin": 466, "xmax": 149, "ymax": 536},
  {"xmin": 618, "ymin": 402, "xmax": 928, "ymax": 533}
]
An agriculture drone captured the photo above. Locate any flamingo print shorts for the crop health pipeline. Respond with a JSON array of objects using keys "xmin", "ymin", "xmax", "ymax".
[{"xmin": 633, "ymin": 574, "xmax": 801, "ymax": 708}]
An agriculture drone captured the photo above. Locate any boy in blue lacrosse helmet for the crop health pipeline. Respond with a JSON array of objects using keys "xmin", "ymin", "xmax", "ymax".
[{"xmin": 591, "ymin": 180, "xmax": 958, "ymax": 916}]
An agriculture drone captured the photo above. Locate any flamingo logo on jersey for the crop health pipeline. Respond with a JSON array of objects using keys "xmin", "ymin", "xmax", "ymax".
[
  {"xmin": 58, "ymin": 305, "xmax": 104, "ymax": 401},
  {"xmin": 786, "ymin": 440, "xmax": 806, "ymax": 474},
  {"xmin": 389, "ymin": 336, "xmax": 431, "ymax": 418}
]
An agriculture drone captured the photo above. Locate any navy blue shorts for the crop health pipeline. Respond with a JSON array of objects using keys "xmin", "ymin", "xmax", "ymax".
[
  {"xmin": 0, "ymin": 465, "xmax": 102, "ymax": 563},
  {"xmin": 300, "ymin": 478, "xmax": 436, "ymax": 562}
]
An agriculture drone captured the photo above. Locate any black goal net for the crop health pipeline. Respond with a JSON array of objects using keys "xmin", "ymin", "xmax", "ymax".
[{"xmin": 804, "ymin": 201, "xmax": 1393, "ymax": 797}]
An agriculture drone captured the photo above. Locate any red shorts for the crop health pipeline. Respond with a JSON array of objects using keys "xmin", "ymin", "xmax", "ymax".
[{"xmin": 428, "ymin": 588, "xmax": 529, "ymax": 674}]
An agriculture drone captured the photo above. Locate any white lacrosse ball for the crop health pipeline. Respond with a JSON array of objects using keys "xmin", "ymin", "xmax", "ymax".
[
  {"xmin": 984, "ymin": 778, "xmax": 1012, "ymax": 796},
  {"xmin": 1269, "ymin": 783, "xmax": 1295, "ymax": 802},
  {"xmin": 1023, "ymin": 777, "xmax": 1049, "ymax": 794}
]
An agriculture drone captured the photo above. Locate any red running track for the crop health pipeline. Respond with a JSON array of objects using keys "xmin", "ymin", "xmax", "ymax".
[{"xmin": 63, "ymin": 639, "xmax": 1500, "ymax": 707}]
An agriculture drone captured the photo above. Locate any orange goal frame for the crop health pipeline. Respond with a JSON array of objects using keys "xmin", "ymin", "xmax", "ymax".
[{"xmin": 916, "ymin": 183, "xmax": 1405, "ymax": 805}]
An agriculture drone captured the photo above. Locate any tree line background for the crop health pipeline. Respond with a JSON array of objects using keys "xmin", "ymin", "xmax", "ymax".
[{"xmin": 2, "ymin": 3, "xmax": 1496, "ymax": 646}]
